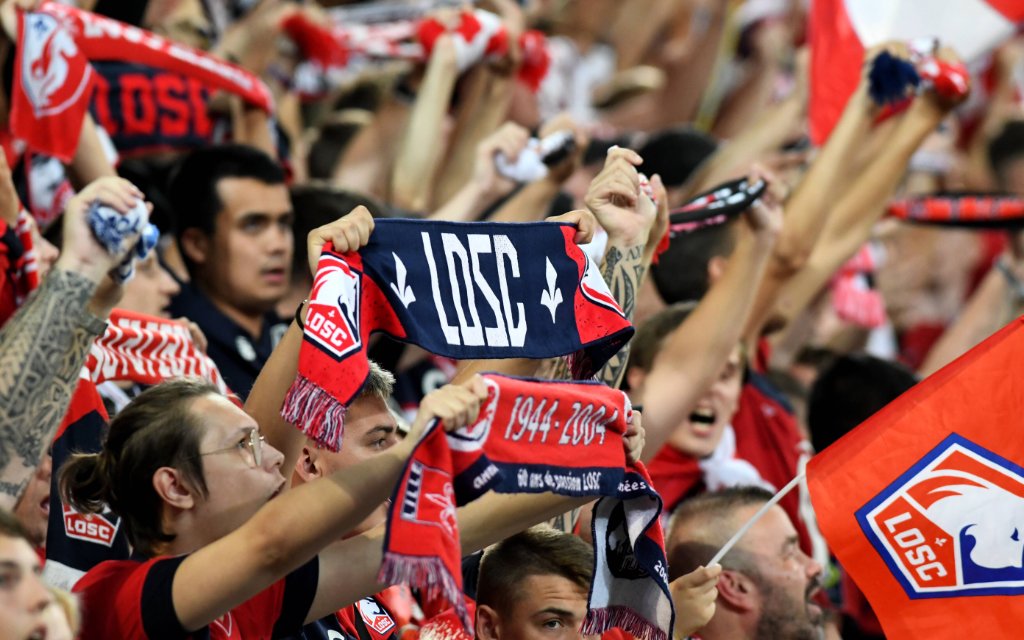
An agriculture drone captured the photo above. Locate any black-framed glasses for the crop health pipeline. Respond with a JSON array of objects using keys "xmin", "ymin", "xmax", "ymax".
[{"xmin": 199, "ymin": 428, "xmax": 265, "ymax": 468}]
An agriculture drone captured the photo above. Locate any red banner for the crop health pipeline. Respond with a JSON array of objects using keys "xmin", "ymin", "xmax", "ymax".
[{"xmin": 807, "ymin": 316, "xmax": 1024, "ymax": 638}]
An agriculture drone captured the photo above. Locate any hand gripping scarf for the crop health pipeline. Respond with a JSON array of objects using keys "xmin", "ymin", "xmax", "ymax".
[
  {"xmin": 282, "ymin": 218, "xmax": 634, "ymax": 451},
  {"xmin": 381, "ymin": 374, "xmax": 673, "ymax": 640}
]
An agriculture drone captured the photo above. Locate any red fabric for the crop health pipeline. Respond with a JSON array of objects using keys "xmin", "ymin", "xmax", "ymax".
[
  {"xmin": 42, "ymin": 2, "xmax": 273, "ymax": 112},
  {"xmin": 11, "ymin": 8, "xmax": 96, "ymax": 162},
  {"xmin": 732, "ymin": 379, "xmax": 814, "ymax": 555},
  {"xmin": 282, "ymin": 13, "xmax": 348, "ymax": 69},
  {"xmin": 807, "ymin": 0, "xmax": 862, "ymax": 144},
  {"xmin": 899, "ymin": 322, "xmax": 946, "ymax": 371},
  {"xmin": 74, "ymin": 557, "xmax": 292, "ymax": 639},
  {"xmin": 806, "ymin": 316, "xmax": 1024, "ymax": 638},
  {"xmin": 647, "ymin": 445, "xmax": 703, "ymax": 513},
  {"xmin": 85, "ymin": 309, "xmax": 230, "ymax": 394},
  {"xmin": 382, "ymin": 375, "xmax": 670, "ymax": 640}
]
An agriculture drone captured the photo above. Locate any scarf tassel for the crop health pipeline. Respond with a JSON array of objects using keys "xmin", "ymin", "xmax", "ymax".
[
  {"xmin": 281, "ymin": 374, "xmax": 348, "ymax": 452},
  {"xmin": 582, "ymin": 606, "xmax": 668, "ymax": 640},
  {"xmin": 379, "ymin": 552, "xmax": 471, "ymax": 631}
]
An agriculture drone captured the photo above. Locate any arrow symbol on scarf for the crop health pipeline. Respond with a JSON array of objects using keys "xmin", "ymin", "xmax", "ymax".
[
  {"xmin": 390, "ymin": 252, "xmax": 416, "ymax": 308},
  {"xmin": 540, "ymin": 258, "xmax": 562, "ymax": 322}
]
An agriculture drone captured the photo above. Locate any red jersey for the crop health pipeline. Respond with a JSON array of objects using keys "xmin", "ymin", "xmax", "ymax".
[
  {"xmin": 74, "ymin": 554, "xmax": 319, "ymax": 639},
  {"xmin": 732, "ymin": 372, "xmax": 819, "ymax": 555}
]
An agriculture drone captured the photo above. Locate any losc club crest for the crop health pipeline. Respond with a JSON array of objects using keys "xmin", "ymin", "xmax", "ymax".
[
  {"xmin": 857, "ymin": 433, "xmax": 1024, "ymax": 598},
  {"xmin": 21, "ymin": 13, "xmax": 93, "ymax": 117},
  {"xmin": 306, "ymin": 254, "xmax": 362, "ymax": 361}
]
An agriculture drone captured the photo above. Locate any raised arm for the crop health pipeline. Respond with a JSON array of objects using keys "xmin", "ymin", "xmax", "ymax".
[
  {"xmin": 640, "ymin": 181, "xmax": 782, "ymax": 460},
  {"xmin": 390, "ymin": 35, "xmax": 459, "ymax": 212},
  {"xmin": 772, "ymin": 50, "xmax": 964, "ymax": 328},
  {"xmin": 175, "ymin": 377, "xmax": 491, "ymax": 631},
  {"xmin": 248, "ymin": 207, "xmax": 376, "ymax": 479},
  {"xmin": 0, "ymin": 178, "xmax": 143, "ymax": 507}
]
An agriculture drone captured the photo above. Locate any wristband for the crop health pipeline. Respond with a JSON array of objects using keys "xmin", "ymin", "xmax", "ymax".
[{"xmin": 294, "ymin": 298, "xmax": 308, "ymax": 329}]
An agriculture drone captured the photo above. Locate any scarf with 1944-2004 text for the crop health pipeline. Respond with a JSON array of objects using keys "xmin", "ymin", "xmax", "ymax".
[
  {"xmin": 381, "ymin": 374, "xmax": 673, "ymax": 640},
  {"xmin": 282, "ymin": 218, "xmax": 634, "ymax": 451}
]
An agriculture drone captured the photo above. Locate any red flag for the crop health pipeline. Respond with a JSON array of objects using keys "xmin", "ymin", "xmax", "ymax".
[
  {"xmin": 807, "ymin": 317, "xmax": 1024, "ymax": 638},
  {"xmin": 10, "ymin": 8, "xmax": 95, "ymax": 162},
  {"xmin": 808, "ymin": 0, "xmax": 1024, "ymax": 144}
]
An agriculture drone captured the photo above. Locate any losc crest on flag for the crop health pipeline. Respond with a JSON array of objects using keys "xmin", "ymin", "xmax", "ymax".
[
  {"xmin": 807, "ymin": 316, "xmax": 1024, "ymax": 638},
  {"xmin": 858, "ymin": 433, "xmax": 1024, "ymax": 599}
]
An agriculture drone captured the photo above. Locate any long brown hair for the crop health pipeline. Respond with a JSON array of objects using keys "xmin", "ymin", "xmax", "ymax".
[{"xmin": 59, "ymin": 379, "xmax": 218, "ymax": 555}]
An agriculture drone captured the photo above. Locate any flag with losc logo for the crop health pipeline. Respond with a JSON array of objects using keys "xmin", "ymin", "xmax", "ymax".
[{"xmin": 807, "ymin": 317, "xmax": 1024, "ymax": 639}]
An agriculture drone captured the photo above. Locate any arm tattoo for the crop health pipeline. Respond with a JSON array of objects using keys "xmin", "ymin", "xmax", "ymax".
[
  {"xmin": 539, "ymin": 244, "xmax": 647, "ymax": 385},
  {"xmin": 596, "ymin": 244, "xmax": 646, "ymax": 389},
  {"xmin": 0, "ymin": 269, "xmax": 105, "ymax": 505}
]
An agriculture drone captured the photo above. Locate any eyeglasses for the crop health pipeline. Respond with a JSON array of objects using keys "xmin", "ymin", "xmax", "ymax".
[{"xmin": 199, "ymin": 429, "xmax": 265, "ymax": 468}]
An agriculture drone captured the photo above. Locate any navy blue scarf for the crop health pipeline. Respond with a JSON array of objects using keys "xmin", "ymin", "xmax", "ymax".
[{"xmin": 282, "ymin": 218, "xmax": 634, "ymax": 450}]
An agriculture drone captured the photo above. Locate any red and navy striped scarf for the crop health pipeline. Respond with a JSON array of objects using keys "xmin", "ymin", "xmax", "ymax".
[
  {"xmin": 382, "ymin": 374, "xmax": 673, "ymax": 640},
  {"xmin": 283, "ymin": 219, "xmax": 634, "ymax": 451}
]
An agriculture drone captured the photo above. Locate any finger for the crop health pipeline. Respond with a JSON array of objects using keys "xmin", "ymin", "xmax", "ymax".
[{"xmin": 606, "ymin": 146, "xmax": 643, "ymax": 166}]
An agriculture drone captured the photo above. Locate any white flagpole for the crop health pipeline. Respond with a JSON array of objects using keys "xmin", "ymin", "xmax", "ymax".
[{"xmin": 708, "ymin": 473, "xmax": 805, "ymax": 567}]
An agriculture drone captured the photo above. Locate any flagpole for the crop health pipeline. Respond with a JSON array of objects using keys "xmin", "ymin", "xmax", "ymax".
[{"xmin": 708, "ymin": 473, "xmax": 805, "ymax": 567}]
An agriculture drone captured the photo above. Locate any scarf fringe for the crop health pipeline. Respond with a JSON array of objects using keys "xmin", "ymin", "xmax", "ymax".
[
  {"xmin": 379, "ymin": 552, "xmax": 471, "ymax": 632},
  {"xmin": 582, "ymin": 605, "xmax": 668, "ymax": 640},
  {"xmin": 281, "ymin": 374, "xmax": 347, "ymax": 452}
]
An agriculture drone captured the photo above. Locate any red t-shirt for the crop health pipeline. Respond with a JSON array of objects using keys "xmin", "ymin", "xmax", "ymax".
[
  {"xmin": 74, "ymin": 554, "xmax": 319, "ymax": 639},
  {"xmin": 732, "ymin": 372, "xmax": 816, "ymax": 555},
  {"xmin": 647, "ymin": 445, "xmax": 703, "ymax": 514}
]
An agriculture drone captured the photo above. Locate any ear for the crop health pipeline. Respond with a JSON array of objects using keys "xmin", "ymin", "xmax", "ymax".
[
  {"xmin": 475, "ymin": 604, "xmax": 501, "ymax": 640},
  {"xmin": 714, "ymin": 568, "xmax": 758, "ymax": 614},
  {"xmin": 152, "ymin": 467, "xmax": 197, "ymax": 511},
  {"xmin": 293, "ymin": 446, "xmax": 324, "ymax": 483},
  {"xmin": 707, "ymin": 255, "xmax": 729, "ymax": 286},
  {"xmin": 179, "ymin": 228, "xmax": 210, "ymax": 268},
  {"xmin": 626, "ymin": 367, "xmax": 647, "ymax": 397}
]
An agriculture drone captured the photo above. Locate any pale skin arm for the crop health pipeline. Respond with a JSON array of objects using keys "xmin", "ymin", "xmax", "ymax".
[
  {"xmin": 174, "ymin": 377, "xmax": 492, "ymax": 631},
  {"xmin": 640, "ymin": 189, "xmax": 782, "ymax": 461},
  {"xmin": 248, "ymin": 207, "xmax": 376, "ymax": 480},
  {"xmin": 0, "ymin": 177, "xmax": 144, "ymax": 506},
  {"xmin": 772, "ymin": 63, "xmax": 961, "ymax": 328},
  {"xmin": 66, "ymin": 113, "xmax": 117, "ymax": 187},
  {"xmin": 390, "ymin": 36, "xmax": 459, "ymax": 212},
  {"xmin": 308, "ymin": 411, "xmax": 646, "ymax": 621}
]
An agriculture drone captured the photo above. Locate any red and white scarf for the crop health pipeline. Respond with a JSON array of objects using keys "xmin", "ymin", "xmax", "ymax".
[
  {"xmin": 83, "ymin": 309, "xmax": 229, "ymax": 392},
  {"xmin": 381, "ymin": 374, "xmax": 673, "ymax": 640}
]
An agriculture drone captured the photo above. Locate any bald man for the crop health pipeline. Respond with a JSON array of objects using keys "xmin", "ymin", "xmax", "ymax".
[{"xmin": 666, "ymin": 487, "xmax": 824, "ymax": 640}]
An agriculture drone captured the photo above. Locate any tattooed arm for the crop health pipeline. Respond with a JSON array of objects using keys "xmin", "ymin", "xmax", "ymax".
[{"xmin": 0, "ymin": 177, "xmax": 144, "ymax": 507}]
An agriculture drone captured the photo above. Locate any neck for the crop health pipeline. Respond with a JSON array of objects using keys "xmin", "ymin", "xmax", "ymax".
[
  {"xmin": 700, "ymin": 611, "xmax": 754, "ymax": 640},
  {"xmin": 197, "ymin": 280, "xmax": 265, "ymax": 338}
]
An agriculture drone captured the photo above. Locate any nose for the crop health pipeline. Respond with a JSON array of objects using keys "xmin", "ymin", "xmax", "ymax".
[
  {"xmin": 263, "ymin": 440, "xmax": 286, "ymax": 472},
  {"xmin": 159, "ymin": 264, "xmax": 181, "ymax": 296}
]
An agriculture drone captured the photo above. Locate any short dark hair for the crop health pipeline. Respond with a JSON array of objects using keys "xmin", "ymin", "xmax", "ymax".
[
  {"xmin": 167, "ymin": 144, "xmax": 286, "ymax": 241},
  {"xmin": 637, "ymin": 127, "xmax": 719, "ymax": 189},
  {"xmin": 289, "ymin": 184, "xmax": 389, "ymax": 281},
  {"xmin": 667, "ymin": 486, "xmax": 774, "ymax": 580},
  {"xmin": 988, "ymin": 120, "xmax": 1024, "ymax": 187},
  {"xmin": 650, "ymin": 219, "xmax": 738, "ymax": 304},
  {"xmin": 476, "ymin": 527, "xmax": 593, "ymax": 616},
  {"xmin": 307, "ymin": 121, "xmax": 366, "ymax": 180},
  {"xmin": 626, "ymin": 302, "xmax": 698, "ymax": 383},
  {"xmin": 60, "ymin": 379, "xmax": 219, "ymax": 556},
  {"xmin": 807, "ymin": 353, "xmax": 917, "ymax": 453}
]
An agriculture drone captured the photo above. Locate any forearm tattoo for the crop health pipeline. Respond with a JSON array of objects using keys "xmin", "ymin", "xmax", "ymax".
[
  {"xmin": 538, "ymin": 244, "xmax": 647, "ymax": 386},
  {"xmin": 596, "ymin": 244, "xmax": 646, "ymax": 389},
  {"xmin": 0, "ymin": 269, "xmax": 105, "ymax": 503}
]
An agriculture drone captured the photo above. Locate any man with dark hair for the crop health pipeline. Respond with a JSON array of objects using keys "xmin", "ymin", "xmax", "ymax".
[
  {"xmin": 475, "ymin": 526, "xmax": 595, "ymax": 640},
  {"xmin": 650, "ymin": 219, "xmax": 739, "ymax": 305},
  {"xmin": 167, "ymin": 144, "xmax": 294, "ymax": 397},
  {"xmin": 666, "ymin": 487, "xmax": 824, "ymax": 640},
  {"xmin": 637, "ymin": 126, "xmax": 719, "ymax": 201},
  {"xmin": 807, "ymin": 353, "xmax": 918, "ymax": 453},
  {"xmin": 987, "ymin": 120, "xmax": 1024, "ymax": 193}
]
